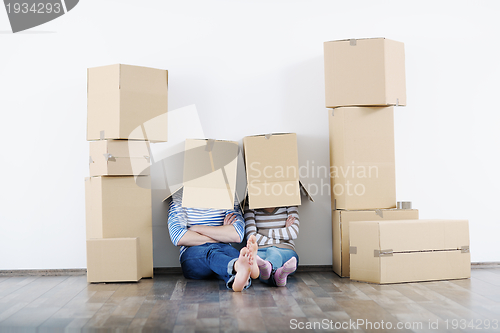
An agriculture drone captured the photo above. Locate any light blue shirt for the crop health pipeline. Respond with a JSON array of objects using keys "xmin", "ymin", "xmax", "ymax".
[{"xmin": 167, "ymin": 188, "xmax": 245, "ymax": 258}]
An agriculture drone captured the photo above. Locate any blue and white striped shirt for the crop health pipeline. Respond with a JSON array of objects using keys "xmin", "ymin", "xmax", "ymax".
[{"xmin": 167, "ymin": 188, "xmax": 245, "ymax": 258}]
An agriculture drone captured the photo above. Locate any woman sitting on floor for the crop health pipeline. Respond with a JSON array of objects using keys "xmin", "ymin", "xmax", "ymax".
[{"xmin": 244, "ymin": 206, "xmax": 299, "ymax": 286}]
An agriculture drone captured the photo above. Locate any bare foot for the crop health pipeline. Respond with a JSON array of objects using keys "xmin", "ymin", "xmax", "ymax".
[
  {"xmin": 247, "ymin": 235, "xmax": 259, "ymax": 279},
  {"xmin": 232, "ymin": 247, "xmax": 253, "ymax": 292}
]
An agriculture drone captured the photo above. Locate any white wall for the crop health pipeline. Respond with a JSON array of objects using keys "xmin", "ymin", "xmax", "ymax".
[{"xmin": 1, "ymin": 0, "xmax": 499, "ymax": 269}]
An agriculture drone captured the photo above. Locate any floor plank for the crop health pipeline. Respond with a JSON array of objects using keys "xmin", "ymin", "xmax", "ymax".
[{"xmin": 0, "ymin": 269, "xmax": 498, "ymax": 332}]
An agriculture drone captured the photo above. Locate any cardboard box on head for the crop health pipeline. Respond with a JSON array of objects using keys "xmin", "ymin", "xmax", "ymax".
[
  {"xmin": 87, "ymin": 64, "xmax": 168, "ymax": 142},
  {"xmin": 324, "ymin": 37, "xmax": 406, "ymax": 108},
  {"xmin": 243, "ymin": 133, "xmax": 313, "ymax": 209},
  {"xmin": 350, "ymin": 219, "xmax": 471, "ymax": 284},
  {"xmin": 181, "ymin": 139, "xmax": 239, "ymax": 210},
  {"xmin": 89, "ymin": 140, "xmax": 151, "ymax": 176}
]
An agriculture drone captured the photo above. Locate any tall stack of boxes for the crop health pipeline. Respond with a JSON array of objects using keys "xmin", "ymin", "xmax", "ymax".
[
  {"xmin": 85, "ymin": 64, "xmax": 168, "ymax": 283},
  {"xmin": 324, "ymin": 38, "xmax": 470, "ymax": 283}
]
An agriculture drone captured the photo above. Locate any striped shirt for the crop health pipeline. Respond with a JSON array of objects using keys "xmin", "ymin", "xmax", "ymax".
[
  {"xmin": 244, "ymin": 206, "xmax": 299, "ymax": 250},
  {"xmin": 168, "ymin": 188, "xmax": 245, "ymax": 258}
]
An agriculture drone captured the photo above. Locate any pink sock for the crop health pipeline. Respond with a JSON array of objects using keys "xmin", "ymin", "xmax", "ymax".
[
  {"xmin": 274, "ymin": 257, "xmax": 296, "ymax": 287},
  {"xmin": 256, "ymin": 256, "xmax": 272, "ymax": 280}
]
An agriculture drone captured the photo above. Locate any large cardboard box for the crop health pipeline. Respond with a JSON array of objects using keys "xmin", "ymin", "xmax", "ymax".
[
  {"xmin": 243, "ymin": 133, "xmax": 312, "ymax": 209},
  {"xmin": 329, "ymin": 107, "xmax": 396, "ymax": 210},
  {"xmin": 350, "ymin": 219, "xmax": 471, "ymax": 284},
  {"xmin": 87, "ymin": 64, "xmax": 168, "ymax": 142},
  {"xmin": 324, "ymin": 37, "xmax": 406, "ymax": 108},
  {"xmin": 182, "ymin": 139, "xmax": 239, "ymax": 209},
  {"xmin": 86, "ymin": 238, "xmax": 141, "ymax": 283},
  {"xmin": 89, "ymin": 140, "xmax": 150, "ymax": 176},
  {"xmin": 332, "ymin": 209, "xmax": 419, "ymax": 277},
  {"xmin": 85, "ymin": 176, "xmax": 153, "ymax": 278}
]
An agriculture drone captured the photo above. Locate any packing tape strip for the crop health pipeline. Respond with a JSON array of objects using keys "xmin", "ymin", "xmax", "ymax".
[
  {"xmin": 397, "ymin": 201, "xmax": 412, "ymax": 209},
  {"xmin": 375, "ymin": 209, "xmax": 384, "ymax": 218},
  {"xmin": 205, "ymin": 139, "xmax": 215, "ymax": 152},
  {"xmin": 265, "ymin": 133, "xmax": 272, "ymax": 140},
  {"xmin": 461, "ymin": 246, "xmax": 470, "ymax": 253},
  {"xmin": 349, "ymin": 38, "xmax": 357, "ymax": 46},
  {"xmin": 349, "ymin": 246, "xmax": 357, "ymax": 254},
  {"xmin": 89, "ymin": 156, "xmax": 93, "ymax": 164},
  {"xmin": 374, "ymin": 249, "xmax": 393, "ymax": 257},
  {"xmin": 103, "ymin": 153, "xmax": 116, "ymax": 162},
  {"xmin": 100, "ymin": 130, "xmax": 105, "ymax": 140}
]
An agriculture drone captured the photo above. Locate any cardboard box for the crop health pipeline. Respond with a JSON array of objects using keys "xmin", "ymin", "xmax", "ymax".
[
  {"xmin": 85, "ymin": 176, "xmax": 153, "ymax": 278},
  {"xmin": 243, "ymin": 133, "xmax": 312, "ymax": 209},
  {"xmin": 87, "ymin": 64, "xmax": 168, "ymax": 142},
  {"xmin": 350, "ymin": 219, "xmax": 471, "ymax": 284},
  {"xmin": 89, "ymin": 140, "xmax": 150, "ymax": 176},
  {"xmin": 324, "ymin": 38, "xmax": 406, "ymax": 108},
  {"xmin": 182, "ymin": 139, "xmax": 239, "ymax": 209},
  {"xmin": 86, "ymin": 238, "xmax": 141, "ymax": 283},
  {"xmin": 332, "ymin": 208, "xmax": 419, "ymax": 277},
  {"xmin": 329, "ymin": 107, "xmax": 396, "ymax": 210}
]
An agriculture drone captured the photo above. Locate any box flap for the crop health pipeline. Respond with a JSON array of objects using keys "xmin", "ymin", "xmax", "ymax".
[{"xmin": 182, "ymin": 139, "xmax": 239, "ymax": 209}]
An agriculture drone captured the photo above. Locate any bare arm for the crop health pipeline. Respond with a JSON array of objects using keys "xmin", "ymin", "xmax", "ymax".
[
  {"xmin": 189, "ymin": 213, "xmax": 241, "ymax": 243},
  {"xmin": 177, "ymin": 230, "xmax": 218, "ymax": 247}
]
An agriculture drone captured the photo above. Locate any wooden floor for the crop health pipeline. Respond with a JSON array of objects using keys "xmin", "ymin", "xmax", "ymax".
[{"xmin": 1, "ymin": 268, "xmax": 500, "ymax": 333}]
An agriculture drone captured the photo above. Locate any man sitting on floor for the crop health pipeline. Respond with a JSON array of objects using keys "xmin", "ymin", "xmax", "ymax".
[{"xmin": 167, "ymin": 188, "xmax": 259, "ymax": 291}]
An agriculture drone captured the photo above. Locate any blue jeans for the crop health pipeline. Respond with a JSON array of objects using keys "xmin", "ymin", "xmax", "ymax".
[
  {"xmin": 257, "ymin": 246, "xmax": 299, "ymax": 286},
  {"xmin": 180, "ymin": 243, "xmax": 251, "ymax": 290}
]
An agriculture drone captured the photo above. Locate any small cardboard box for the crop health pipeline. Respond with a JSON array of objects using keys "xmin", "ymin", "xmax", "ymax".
[
  {"xmin": 243, "ymin": 133, "xmax": 312, "ymax": 209},
  {"xmin": 350, "ymin": 219, "xmax": 471, "ymax": 284},
  {"xmin": 86, "ymin": 238, "xmax": 141, "ymax": 283},
  {"xmin": 85, "ymin": 176, "xmax": 153, "ymax": 278},
  {"xmin": 332, "ymin": 209, "xmax": 419, "ymax": 277},
  {"xmin": 329, "ymin": 107, "xmax": 396, "ymax": 210},
  {"xmin": 182, "ymin": 139, "xmax": 239, "ymax": 209},
  {"xmin": 87, "ymin": 64, "xmax": 168, "ymax": 142},
  {"xmin": 324, "ymin": 38, "xmax": 406, "ymax": 108},
  {"xmin": 89, "ymin": 140, "xmax": 150, "ymax": 176}
]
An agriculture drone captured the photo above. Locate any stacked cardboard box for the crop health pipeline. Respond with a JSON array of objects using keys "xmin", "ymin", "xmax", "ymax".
[
  {"xmin": 85, "ymin": 64, "xmax": 168, "ymax": 283},
  {"xmin": 324, "ymin": 38, "xmax": 470, "ymax": 282}
]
